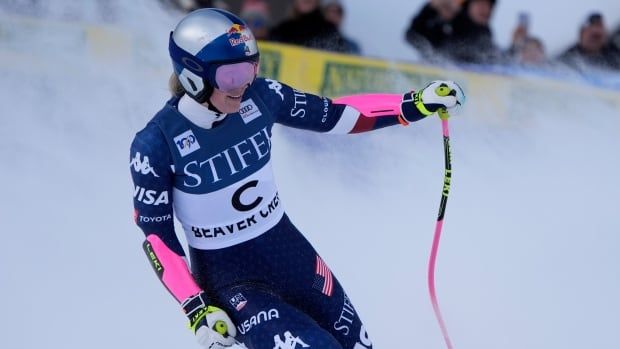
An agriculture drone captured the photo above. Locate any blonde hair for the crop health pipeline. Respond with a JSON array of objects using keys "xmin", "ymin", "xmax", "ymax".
[{"xmin": 168, "ymin": 73, "xmax": 185, "ymax": 97}]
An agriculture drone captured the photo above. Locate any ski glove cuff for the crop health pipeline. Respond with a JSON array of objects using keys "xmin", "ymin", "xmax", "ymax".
[{"xmin": 182, "ymin": 291, "xmax": 237, "ymax": 348}]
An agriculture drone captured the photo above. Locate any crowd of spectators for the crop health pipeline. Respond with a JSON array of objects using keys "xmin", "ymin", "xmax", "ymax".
[
  {"xmin": 404, "ymin": 0, "xmax": 620, "ymax": 74},
  {"xmin": 268, "ymin": 0, "xmax": 360, "ymax": 54},
  {"xmin": 166, "ymin": 0, "xmax": 620, "ymax": 75},
  {"xmin": 165, "ymin": 0, "xmax": 360, "ymax": 55},
  {"xmin": 556, "ymin": 13, "xmax": 620, "ymax": 72}
]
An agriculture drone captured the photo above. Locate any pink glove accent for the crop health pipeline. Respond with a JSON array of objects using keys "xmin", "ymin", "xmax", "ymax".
[
  {"xmin": 146, "ymin": 234, "xmax": 201, "ymax": 302},
  {"xmin": 333, "ymin": 94, "xmax": 402, "ymax": 117}
]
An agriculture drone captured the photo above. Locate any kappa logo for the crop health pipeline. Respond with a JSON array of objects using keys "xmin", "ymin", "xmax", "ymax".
[
  {"xmin": 273, "ymin": 331, "xmax": 309, "ymax": 349},
  {"xmin": 266, "ymin": 79, "xmax": 284, "ymax": 101},
  {"xmin": 239, "ymin": 98, "xmax": 262, "ymax": 124},
  {"xmin": 130, "ymin": 152, "xmax": 159, "ymax": 177},
  {"xmin": 174, "ymin": 130, "xmax": 200, "ymax": 157}
]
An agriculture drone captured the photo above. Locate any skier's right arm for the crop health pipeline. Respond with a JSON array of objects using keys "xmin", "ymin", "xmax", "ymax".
[
  {"xmin": 130, "ymin": 126, "xmax": 236, "ymax": 348},
  {"xmin": 130, "ymin": 128, "xmax": 200, "ymax": 302}
]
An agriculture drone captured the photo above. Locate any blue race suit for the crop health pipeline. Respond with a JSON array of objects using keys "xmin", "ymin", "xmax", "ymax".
[{"xmin": 130, "ymin": 77, "xmax": 410, "ymax": 349}]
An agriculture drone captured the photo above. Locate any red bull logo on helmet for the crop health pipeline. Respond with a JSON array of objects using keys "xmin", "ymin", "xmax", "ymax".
[
  {"xmin": 227, "ymin": 24, "xmax": 245, "ymax": 36},
  {"xmin": 227, "ymin": 23, "xmax": 254, "ymax": 48}
]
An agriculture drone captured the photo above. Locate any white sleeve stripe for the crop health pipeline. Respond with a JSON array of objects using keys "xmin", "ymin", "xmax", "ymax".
[{"xmin": 326, "ymin": 105, "xmax": 360, "ymax": 134}]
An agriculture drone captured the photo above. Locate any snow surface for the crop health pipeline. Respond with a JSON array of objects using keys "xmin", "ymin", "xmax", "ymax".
[{"xmin": 0, "ymin": 1, "xmax": 619, "ymax": 349}]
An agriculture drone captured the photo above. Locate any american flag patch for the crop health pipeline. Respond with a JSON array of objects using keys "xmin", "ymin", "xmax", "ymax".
[
  {"xmin": 229, "ymin": 293, "xmax": 247, "ymax": 311},
  {"xmin": 313, "ymin": 255, "xmax": 333, "ymax": 296}
]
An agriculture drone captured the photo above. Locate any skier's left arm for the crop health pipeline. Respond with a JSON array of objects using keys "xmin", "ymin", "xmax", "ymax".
[{"xmin": 254, "ymin": 78, "xmax": 464, "ymax": 133}]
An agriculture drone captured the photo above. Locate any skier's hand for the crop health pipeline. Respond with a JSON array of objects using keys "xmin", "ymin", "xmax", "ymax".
[
  {"xmin": 400, "ymin": 80, "xmax": 465, "ymax": 123},
  {"xmin": 182, "ymin": 291, "xmax": 237, "ymax": 349}
]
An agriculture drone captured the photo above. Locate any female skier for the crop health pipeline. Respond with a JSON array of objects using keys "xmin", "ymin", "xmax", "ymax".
[{"xmin": 130, "ymin": 8, "xmax": 464, "ymax": 349}]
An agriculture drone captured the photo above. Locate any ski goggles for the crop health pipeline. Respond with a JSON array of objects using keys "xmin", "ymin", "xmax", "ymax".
[{"xmin": 214, "ymin": 61, "xmax": 258, "ymax": 93}]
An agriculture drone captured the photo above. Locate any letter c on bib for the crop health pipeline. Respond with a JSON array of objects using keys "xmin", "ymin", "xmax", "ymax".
[{"xmin": 232, "ymin": 180, "xmax": 263, "ymax": 212}]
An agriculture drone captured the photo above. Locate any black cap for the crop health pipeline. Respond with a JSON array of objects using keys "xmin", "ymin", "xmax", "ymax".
[{"xmin": 583, "ymin": 12, "xmax": 604, "ymax": 27}]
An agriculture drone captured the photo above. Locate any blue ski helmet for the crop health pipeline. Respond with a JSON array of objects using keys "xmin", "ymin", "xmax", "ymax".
[{"xmin": 169, "ymin": 8, "xmax": 260, "ymax": 103}]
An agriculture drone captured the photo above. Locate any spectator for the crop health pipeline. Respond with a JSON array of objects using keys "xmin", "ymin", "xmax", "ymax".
[
  {"xmin": 268, "ymin": 0, "xmax": 351, "ymax": 53},
  {"xmin": 557, "ymin": 13, "xmax": 620, "ymax": 72},
  {"xmin": 240, "ymin": 0, "xmax": 271, "ymax": 40},
  {"xmin": 612, "ymin": 25, "xmax": 620, "ymax": 50},
  {"xmin": 321, "ymin": 0, "xmax": 361, "ymax": 54},
  {"xmin": 507, "ymin": 12, "xmax": 529, "ymax": 56},
  {"xmin": 404, "ymin": 0, "xmax": 461, "ymax": 60},
  {"xmin": 514, "ymin": 36, "xmax": 548, "ymax": 67},
  {"xmin": 440, "ymin": 0, "xmax": 503, "ymax": 65},
  {"xmin": 505, "ymin": 13, "xmax": 548, "ymax": 67}
]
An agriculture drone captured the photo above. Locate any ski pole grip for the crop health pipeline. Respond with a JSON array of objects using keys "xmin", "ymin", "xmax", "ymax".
[{"xmin": 438, "ymin": 108, "xmax": 450, "ymax": 120}]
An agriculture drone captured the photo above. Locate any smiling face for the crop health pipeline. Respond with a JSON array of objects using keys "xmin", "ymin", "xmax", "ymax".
[{"xmin": 208, "ymin": 85, "xmax": 249, "ymax": 114}]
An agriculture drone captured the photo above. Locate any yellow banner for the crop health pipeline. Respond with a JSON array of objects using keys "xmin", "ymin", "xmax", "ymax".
[
  {"xmin": 257, "ymin": 41, "xmax": 455, "ymax": 96},
  {"xmin": 257, "ymin": 41, "xmax": 620, "ymax": 123}
]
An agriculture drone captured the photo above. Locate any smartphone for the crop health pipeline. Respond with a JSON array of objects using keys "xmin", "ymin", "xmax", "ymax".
[{"xmin": 518, "ymin": 12, "xmax": 530, "ymax": 28}]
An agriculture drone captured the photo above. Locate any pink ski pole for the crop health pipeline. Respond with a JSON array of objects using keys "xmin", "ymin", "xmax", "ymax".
[{"xmin": 428, "ymin": 110, "xmax": 454, "ymax": 349}]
